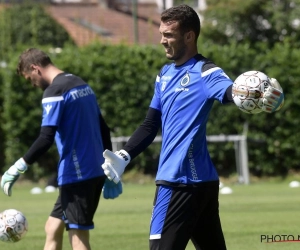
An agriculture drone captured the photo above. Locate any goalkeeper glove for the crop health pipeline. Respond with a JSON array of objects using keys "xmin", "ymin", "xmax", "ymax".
[
  {"xmin": 1, "ymin": 158, "xmax": 28, "ymax": 196},
  {"xmin": 102, "ymin": 149, "xmax": 131, "ymax": 184},
  {"xmin": 262, "ymin": 78, "xmax": 284, "ymax": 113},
  {"xmin": 102, "ymin": 178, "xmax": 123, "ymax": 199}
]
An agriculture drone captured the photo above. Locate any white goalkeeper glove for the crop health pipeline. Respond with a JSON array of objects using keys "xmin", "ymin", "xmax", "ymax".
[
  {"xmin": 102, "ymin": 149, "xmax": 131, "ymax": 184},
  {"xmin": 1, "ymin": 158, "xmax": 28, "ymax": 196},
  {"xmin": 262, "ymin": 78, "xmax": 284, "ymax": 113}
]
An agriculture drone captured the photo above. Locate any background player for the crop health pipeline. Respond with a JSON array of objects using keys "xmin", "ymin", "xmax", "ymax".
[
  {"xmin": 1, "ymin": 48, "xmax": 122, "ymax": 250},
  {"xmin": 101, "ymin": 4, "xmax": 284, "ymax": 250}
]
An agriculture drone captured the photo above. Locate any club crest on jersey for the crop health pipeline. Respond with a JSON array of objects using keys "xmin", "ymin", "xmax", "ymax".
[{"xmin": 180, "ymin": 73, "xmax": 190, "ymax": 86}]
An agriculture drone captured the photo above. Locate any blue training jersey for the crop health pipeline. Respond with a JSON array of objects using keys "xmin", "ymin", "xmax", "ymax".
[
  {"xmin": 41, "ymin": 73, "xmax": 105, "ymax": 186},
  {"xmin": 150, "ymin": 55, "xmax": 233, "ymax": 185}
]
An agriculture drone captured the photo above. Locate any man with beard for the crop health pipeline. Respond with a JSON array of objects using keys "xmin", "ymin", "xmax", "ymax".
[{"xmin": 1, "ymin": 48, "xmax": 121, "ymax": 250}]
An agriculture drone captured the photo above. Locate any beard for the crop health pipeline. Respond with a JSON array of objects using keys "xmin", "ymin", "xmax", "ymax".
[
  {"xmin": 39, "ymin": 79, "xmax": 49, "ymax": 91},
  {"xmin": 165, "ymin": 40, "xmax": 187, "ymax": 62},
  {"xmin": 32, "ymin": 77, "xmax": 49, "ymax": 91}
]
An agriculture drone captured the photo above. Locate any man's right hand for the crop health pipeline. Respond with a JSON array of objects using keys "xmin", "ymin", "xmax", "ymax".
[{"xmin": 102, "ymin": 149, "xmax": 131, "ymax": 184}]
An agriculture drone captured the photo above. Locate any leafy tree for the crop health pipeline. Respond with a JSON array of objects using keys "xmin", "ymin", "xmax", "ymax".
[
  {"xmin": 0, "ymin": 3, "xmax": 74, "ymax": 61},
  {"xmin": 201, "ymin": 0, "xmax": 300, "ymax": 47},
  {"xmin": 174, "ymin": 0, "xmax": 198, "ymax": 7}
]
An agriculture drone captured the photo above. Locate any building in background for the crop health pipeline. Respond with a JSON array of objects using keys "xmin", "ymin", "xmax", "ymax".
[{"xmin": 1, "ymin": 0, "xmax": 206, "ymax": 46}]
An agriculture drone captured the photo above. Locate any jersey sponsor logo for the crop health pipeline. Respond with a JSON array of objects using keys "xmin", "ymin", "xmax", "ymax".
[
  {"xmin": 44, "ymin": 104, "xmax": 52, "ymax": 115},
  {"xmin": 180, "ymin": 72, "xmax": 190, "ymax": 86},
  {"xmin": 175, "ymin": 87, "xmax": 189, "ymax": 92},
  {"xmin": 70, "ymin": 86, "xmax": 95, "ymax": 100}
]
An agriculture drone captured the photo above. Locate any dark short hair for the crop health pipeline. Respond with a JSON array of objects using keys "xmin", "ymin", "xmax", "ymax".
[
  {"xmin": 161, "ymin": 4, "xmax": 201, "ymax": 41},
  {"xmin": 17, "ymin": 48, "xmax": 53, "ymax": 75}
]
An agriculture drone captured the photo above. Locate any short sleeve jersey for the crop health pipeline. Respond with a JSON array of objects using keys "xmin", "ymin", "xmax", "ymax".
[
  {"xmin": 41, "ymin": 73, "xmax": 105, "ymax": 186},
  {"xmin": 150, "ymin": 54, "xmax": 233, "ymax": 185}
]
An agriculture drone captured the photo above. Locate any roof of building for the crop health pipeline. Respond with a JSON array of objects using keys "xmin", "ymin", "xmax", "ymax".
[{"xmin": 46, "ymin": 2, "xmax": 162, "ymax": 46}]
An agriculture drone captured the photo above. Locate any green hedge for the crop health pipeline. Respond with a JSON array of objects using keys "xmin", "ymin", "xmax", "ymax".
[
  {"xmin": 203, "ymin": 40, "xmax": 299, "ymax": 176},
  {"xmin": 0, "ymin": 40, "xmax": 298, "ymax": 180}
]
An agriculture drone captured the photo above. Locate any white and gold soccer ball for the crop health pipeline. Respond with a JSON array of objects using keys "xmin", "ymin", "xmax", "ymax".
[
  {"xmin": 232, "ymin": 71, "xmax": 270, "ymax": 114},
  {"xmin": 0, "ymin": 209, "xmax": 28, "ymax": 243}
]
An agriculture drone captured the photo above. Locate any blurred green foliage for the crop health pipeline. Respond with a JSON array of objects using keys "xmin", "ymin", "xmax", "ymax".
[
  {"xmin": 0, "ymin": 44, "xmax": 168, "ymax": 180},
  {"xmin": 1, "ymin": 40, "xmax": 299, "ymax": 180},
  {"xmin": 0, "ymin": 3, "xmax": 74, "ymax": 61},
  {"xmin": 198, "ymin": 0, "xmax": 300, "ymax": 176},
  {"xmin": 202, "ymin": 39, "xmax": 300, "ymax": 176},
  {"xmin": 0, "ymin": 1, "xmax": 299, "ymax": 181},
  {"xmin": 202, "ymin": 0, "xmax": 300, "ymax": 48}
]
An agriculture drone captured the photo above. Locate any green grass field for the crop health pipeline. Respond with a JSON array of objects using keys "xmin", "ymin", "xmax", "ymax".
[{"xmin": 0, "ymin": 179, "xmax": 300, "ymax": 250}]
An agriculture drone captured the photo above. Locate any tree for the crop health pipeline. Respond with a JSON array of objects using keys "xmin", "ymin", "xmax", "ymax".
[
  {"xmin": 0, "ymin": 3, "xmax": 74, "ymax": 61},
  {"xmin": 201, "ymin": 0, "xmax": 300, "ymax": 47}
]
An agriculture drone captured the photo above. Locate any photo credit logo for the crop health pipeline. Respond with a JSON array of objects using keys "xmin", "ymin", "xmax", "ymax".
[{"xmin": 261, "ymin": 234, "xmax": 300, "ymax": 243}]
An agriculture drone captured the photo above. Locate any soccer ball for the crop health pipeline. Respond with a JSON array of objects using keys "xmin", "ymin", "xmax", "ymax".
[
  {"xmin": 232, "ymin": 71, "xmax": 270, "ymax": 114},
  {"xmin": 0, "ymin": 209, "xmax": 28, "ymax": 243}
]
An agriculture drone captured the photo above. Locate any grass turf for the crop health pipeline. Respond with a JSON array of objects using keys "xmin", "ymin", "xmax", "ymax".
[{"xmin": 0, "ymin": 179, "xmax": 300, "ymax": 249}]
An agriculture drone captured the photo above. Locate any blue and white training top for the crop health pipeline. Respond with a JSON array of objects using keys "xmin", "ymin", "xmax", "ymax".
[
  {"xmin": 149, "ymin": 54, "xmax": 233, "ymax": 185},
  {"xmin": 41, "ymin": 73, "xmax": 105, "ymax": 186}
]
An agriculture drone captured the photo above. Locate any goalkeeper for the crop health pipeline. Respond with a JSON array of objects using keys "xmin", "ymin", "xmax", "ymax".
[
  {"xmin": 1, "ymin": 48, "xmax": 121, "ymax": 250},
  {"xmin": 102, "ymin": 4, "xmax": 284, "ymax": 250}
]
